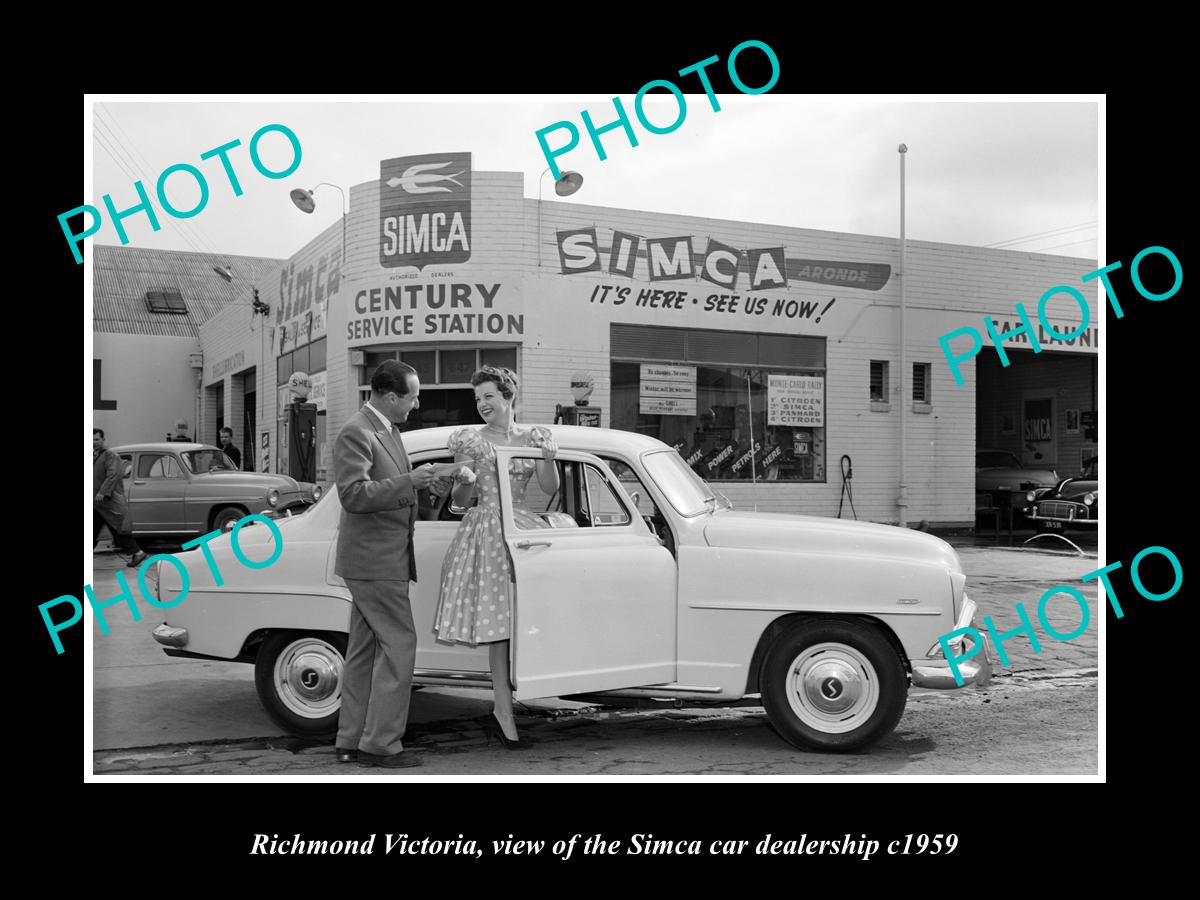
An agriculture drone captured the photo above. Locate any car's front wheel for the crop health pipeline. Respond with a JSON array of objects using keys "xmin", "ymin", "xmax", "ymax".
[
  {"xmin": 254, "ymin": 631, "xmax": 347, "ymax": 737},
  {"xmin": 760, "ymin": 618, "xmax": 907, "ymax": 752}
]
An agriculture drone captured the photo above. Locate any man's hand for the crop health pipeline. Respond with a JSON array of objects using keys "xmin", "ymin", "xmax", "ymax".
[
  {"xmin": 410, "ymin": 464, "xmax": 437, "ymax": 489},
  {"xmin": 95, "ymin": 492, "xmax": 104, "ymax": 503}
]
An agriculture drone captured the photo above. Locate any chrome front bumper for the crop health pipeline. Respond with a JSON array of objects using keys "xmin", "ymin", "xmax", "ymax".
[
  {"xmin": 153, "ymin": 624, "xmax": 189, "ymax": 648},
  {"xmin": 911, "ymin": 596, "xmax": 993, "ymax": 689}
]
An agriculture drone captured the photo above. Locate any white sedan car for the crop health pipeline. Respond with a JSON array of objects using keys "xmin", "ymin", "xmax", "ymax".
[{"xmin": 152, "ymin": 425, "xmax": 990, "ymax": 752}]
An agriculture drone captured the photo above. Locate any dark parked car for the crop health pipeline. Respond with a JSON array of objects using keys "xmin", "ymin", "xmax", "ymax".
[
  {"xmin": 976, "ymin": 448, "xmax": 1059, "ymax": 516},
  {"xmin": 1025, "ymin": 456, "xmax": 1098, "ymax": 533},
  {"xmin": 111, "ymin": 442, "xmax": 322, "ymax": 539}
]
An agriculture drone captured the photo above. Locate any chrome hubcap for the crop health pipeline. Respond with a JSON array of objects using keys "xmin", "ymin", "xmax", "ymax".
[
  {"xmin": 274, "ymin": 637, "xmax": 343, "ymax": 719},
  {"xmin": 787, "ymin": 643, "xmax": 879, "ymax": 734}
]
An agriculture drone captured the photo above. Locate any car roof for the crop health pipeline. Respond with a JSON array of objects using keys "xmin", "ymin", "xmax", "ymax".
[
  {"xmin": 398, "ymin": 424, "xmax": 672, "ymax": 456},
  {"xmin": 110, "ymin": 443, "xmax": 217, "ymax": 452}
]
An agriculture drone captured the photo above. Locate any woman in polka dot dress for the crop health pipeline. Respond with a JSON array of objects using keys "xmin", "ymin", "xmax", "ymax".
[{"xmin": 434, "ymin": 367, "xmax": 559, "ymax": 746}]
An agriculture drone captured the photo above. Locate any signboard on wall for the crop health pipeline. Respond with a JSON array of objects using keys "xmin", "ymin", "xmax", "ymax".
[
  {"xmin": 639, "ymin": 364, "xmax": 696, "ymax": 416},
  {"xmin": 344, "ymin": 280, "xmax": 523, "ymax": 346},
  {"xmin": 309, "ymin": 370, "xmax": 327, "ymax": 412},
  {"xmin": 277, "ymin": 241, "xmax": 341, "ymax": 356},
  {"xmin": 379, "ymin": 152, "xmax": 472, "ymax": 270},
  {"xmin": 767, "ymin": 375, "xmax": 824, "ymax": 427}
]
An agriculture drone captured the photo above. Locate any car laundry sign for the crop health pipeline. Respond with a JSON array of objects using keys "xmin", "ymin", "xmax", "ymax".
[{"xmin": 379, "ymin": 152, "xmax": 472, "ymax": 269}]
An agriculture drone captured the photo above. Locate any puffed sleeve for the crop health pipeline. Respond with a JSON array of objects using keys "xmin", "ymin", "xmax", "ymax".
[
  {"xmin": 526, "ymin": 425, "xmax": 553, "ymax": 448},
  {"xmin": 448, "ymin": 427, "xmax": 491, "ymax": 461}
]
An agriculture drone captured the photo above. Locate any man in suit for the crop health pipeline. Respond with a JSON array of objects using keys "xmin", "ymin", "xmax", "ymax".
[
  {"xmin": 93, "ymin": 428, "xmax": 147, "ymax": 567},
  {"xmin": 334, "ymin": 360, "xmax": 436, "ymax": 769}
]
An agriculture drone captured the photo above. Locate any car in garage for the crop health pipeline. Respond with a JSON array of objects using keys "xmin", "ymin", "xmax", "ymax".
[
  {"xmin": 111, "ymin": 442, "xmax": 322, "ymax": 540},
  {"xmin": 976, "ymin": 448, "xmax": 1059, "ymax": 516},
  {"xmin": 148, "ymin": 425, "xmax": 991, "ymax": 753}
]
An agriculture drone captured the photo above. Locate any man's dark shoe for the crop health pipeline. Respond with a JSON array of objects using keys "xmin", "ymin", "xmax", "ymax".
[
  {"xmin": 335, "ymin": 747, "xmax": 358, "ymax": 764},
  {"xmin": 127, "ymin": 550, "xmax": 148, "ymax": 567},
  {"xmin": 357, "ymin": 751, "xmax": 422, "ymax": 769}
]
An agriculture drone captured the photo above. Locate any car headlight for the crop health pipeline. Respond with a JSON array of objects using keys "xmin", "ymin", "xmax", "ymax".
[
  {"xmin": 1084, "ymin": 492, "xmax": 1096, "ymax": 506},
  {"xmin": 1026, "ymin": 490, "xmax": 1036, "ymax": 503},
  {"xmin": 266, "ymin": 488, "xmax": 280, "ymax": 507},
  {"xmin": 311, "ymin": 483, "xmax": 323, "ymax": 502}
]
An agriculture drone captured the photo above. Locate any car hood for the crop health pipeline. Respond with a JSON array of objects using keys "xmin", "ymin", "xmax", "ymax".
[
  {"xmin": 977, "ymin": 466, "xmax": 1059, "ymax": 489},
  {"xmin": 1051, "ymin": 478, "xmax": 1098, "ymax": 500},
  {"xmin": 702, "ymin": 510, "xmax": 962, "ymax": 573},
  {"xmin": 192, "ymin": 471, "xmax": 302, "ymax": 491}
]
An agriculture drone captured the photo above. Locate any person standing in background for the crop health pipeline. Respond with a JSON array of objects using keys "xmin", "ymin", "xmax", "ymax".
[
  {"xmin": 218, "ymin": 427, "xmax": 242, "ymax": 469},
  {"xmin": 93, "ymin": 428, "xmax": 147, "ymax": 567}
]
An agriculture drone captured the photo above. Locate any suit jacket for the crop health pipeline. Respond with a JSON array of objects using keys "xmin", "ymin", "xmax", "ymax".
[
  {"xmin": 334, "ymin": 406, "xmax": 421, "ymax": 582},
  {"xmin": 93, "ymin": 448, "xmax": 130, "ymax": 523}
]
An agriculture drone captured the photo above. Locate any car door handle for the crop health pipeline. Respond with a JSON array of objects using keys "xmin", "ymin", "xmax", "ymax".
[
  {"xmin": 133, "ymin": 480, "xmax": 147, "ymax": 485},
  {"xmin": 515, "ymin": 540, "xmax": 552, "ymax": 549}
]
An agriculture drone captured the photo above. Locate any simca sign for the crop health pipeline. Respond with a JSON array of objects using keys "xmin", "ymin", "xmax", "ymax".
[{"xmin": 379, "ymin": 152, "xmax": 472, "ymax": 270}]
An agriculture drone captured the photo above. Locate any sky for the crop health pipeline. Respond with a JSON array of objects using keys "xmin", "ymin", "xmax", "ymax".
[{"xmin": 88, "ymin": 97, "xmax": 1099, "ymax": 263}]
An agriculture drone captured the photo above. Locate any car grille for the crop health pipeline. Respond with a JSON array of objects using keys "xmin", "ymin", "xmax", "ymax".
[{"xmin": 1040, "ymin": 501, "xmax": 1087, "ymax": 521}]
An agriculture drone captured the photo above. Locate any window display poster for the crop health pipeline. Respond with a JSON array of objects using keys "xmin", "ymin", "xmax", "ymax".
[
  {"xmin": 640, "ymin": 364, "xmax": 697, "ymax": 416},
  {"xmin": 768, "ymin": 374, "xmax": 824, "ymax": 427}
]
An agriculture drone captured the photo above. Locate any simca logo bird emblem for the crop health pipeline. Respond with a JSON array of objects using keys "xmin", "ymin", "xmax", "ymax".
[
  {"xmin": 386, "ymin": 161, "xmax": 466, "ymax": 194},
  {"xmin": 821, "ymin": 677, "xmax": 842, "ymax": 699}
]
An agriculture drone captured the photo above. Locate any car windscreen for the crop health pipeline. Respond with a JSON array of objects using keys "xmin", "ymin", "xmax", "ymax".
[
  {"xmin": 181, "ymin": 449, "xmax": 238, "ymax": 473},
  {"xmin": 642, "ymin": 449, "xmax": 715, "ymax": 517}
]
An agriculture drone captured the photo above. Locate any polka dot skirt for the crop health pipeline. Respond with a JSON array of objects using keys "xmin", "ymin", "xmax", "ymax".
[{"xmin": 434, "ymin": 428, "xmax": 540, "ymax": 645}]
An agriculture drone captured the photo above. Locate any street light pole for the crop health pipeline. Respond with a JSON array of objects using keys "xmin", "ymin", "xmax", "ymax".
[{"xmin": 537, "ymin": 168, "xmax": 584, "ymax": 267}]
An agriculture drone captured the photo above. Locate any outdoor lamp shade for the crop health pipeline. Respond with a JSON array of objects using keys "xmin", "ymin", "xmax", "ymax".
[
  {"xmin": 290, "ymin": 188, "xmax": 316, "ymax": 213},
  {"xmin": 555, "ymin": 171, "xmax": 584, "ymax": 196}
]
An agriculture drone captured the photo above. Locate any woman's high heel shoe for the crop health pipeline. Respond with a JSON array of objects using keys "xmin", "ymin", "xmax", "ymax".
[{"xmin": 481, "ymin": 713, "xmax": 532, "ymax": 750}]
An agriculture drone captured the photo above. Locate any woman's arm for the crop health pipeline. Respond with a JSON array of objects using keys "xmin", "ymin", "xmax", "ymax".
[{"xmin": 449, "ymin": 456, "xmax": 477, "ymax": 509}]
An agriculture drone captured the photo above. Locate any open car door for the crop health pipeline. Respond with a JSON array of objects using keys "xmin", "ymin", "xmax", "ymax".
[{"xmin": 495, "ymin": 448, "xmax": 677, "ymax": 699}]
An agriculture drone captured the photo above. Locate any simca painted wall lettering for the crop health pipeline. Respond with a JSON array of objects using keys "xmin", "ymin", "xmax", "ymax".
[
  {"xmin": 563, "ymin": 228, "xmax": 889, "ymax": 292},
  {"xmin": 41, "ymin": 514, "xmax": 284, "ymax": 655},
  {"xmin": 938, "ymin": 245, "xmax": 1180, "ymax": 387}
]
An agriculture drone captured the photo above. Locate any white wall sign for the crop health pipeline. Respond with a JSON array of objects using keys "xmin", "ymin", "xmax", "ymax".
[
  {"xmin": 768, "ymin": 374, "xmax": 824, "ymax": 427},
  {"xmin": 310, "ymin": 370, "xmax": 327, "ymax": 412},
  {"xmin": 640, "ymin": 364, "xmax": 696, "ymax": 416}
]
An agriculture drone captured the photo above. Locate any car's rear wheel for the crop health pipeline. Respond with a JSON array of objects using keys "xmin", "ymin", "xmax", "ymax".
[
  {"xmin": 760, "ymin": 618, "xmax": 907, "ymax": 752},
  {"xmin": 254, "ymin": 631, "xmax": 347, "ymax": 737},
  {"xmin": 211, "ymin": 505, "xmax": 246, "ymax": 533}
]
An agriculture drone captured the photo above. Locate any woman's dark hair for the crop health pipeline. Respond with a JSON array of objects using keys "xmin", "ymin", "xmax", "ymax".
[
  {"xmin": 372, "ymin": 359, "xmax": 418, "ymax": 397},
  {"xmin": 471, "ymin": 366, "xmax": 519, "ymax": 400}
]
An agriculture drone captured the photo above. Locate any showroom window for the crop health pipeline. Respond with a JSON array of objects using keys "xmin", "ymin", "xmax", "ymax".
[{"xmin": 611, "ymin": 325, "xmax": 826, "ymax": 483}]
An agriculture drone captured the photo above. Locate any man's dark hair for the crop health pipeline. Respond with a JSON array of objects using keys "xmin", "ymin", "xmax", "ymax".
[
  {"xmin": 93, "ymin": 428, "xmax": 105, "ymax": 439},
  {"xmin": 219, "ymin": 426, "xmax": 233, "ymax": 437},
  {"xmin": 371, "ymin": 359, "xmax": 418, "ymax": 397}
]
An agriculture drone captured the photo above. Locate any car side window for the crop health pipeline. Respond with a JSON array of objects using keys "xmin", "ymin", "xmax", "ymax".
[
  {"xmin": 507, "ymin": 459, "xmax": 572, "ymax": 530},
  {"xmin": 120, "ymin": 454, "xmax": 133, "ymax": 480},
  {"xmin": 583, "ymin": 464, "xmax": 632, "ymax": 526},
  {"xmin": 139, "ymin": 454, "xmax": 182, "ymax": 479}
]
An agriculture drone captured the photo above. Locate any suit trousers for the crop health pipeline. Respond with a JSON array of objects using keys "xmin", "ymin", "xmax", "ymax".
[
  {"xmin": 337, "ymin": 577, "xmax": 417, "ymax": 756},
  {"xmin": 93, "ymin": 509, "xmax": 143, "ymax": 555}
]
